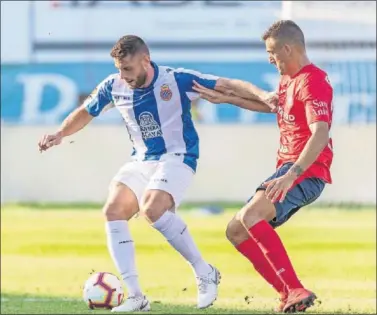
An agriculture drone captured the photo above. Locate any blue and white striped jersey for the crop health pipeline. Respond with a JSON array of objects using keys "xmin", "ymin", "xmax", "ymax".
[{"xmin": 84, "ymin": 62, "xmax": 218, "ymax": 171}]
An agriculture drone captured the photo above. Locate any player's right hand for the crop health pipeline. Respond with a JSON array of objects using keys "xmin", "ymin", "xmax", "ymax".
[
  {"xmin": 38, "ymin": 131, "xmax": 63, "ymax": 152},
  {"xmin": 261, "ymin": 92, "xmax": 279, "ymax": 112}
]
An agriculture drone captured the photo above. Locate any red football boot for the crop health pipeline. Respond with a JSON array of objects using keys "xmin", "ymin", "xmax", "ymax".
[{"xmin": 283, "ymin": 288, "xmax": 317, "ymax": 313}]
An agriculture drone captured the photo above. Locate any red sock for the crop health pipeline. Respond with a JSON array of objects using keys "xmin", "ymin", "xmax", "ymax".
[
  {"xmin": 249, "ymin": 220, "xmax": 304, "ymax": 291},
  {"xmin": 237, "ymin": 237, "xmax": 287, "ymax": 296}
]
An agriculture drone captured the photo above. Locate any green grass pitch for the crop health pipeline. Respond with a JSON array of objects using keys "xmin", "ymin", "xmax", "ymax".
[{"xmin": 1, "ymin": 204, "xmax": 376, "ymax": 314}]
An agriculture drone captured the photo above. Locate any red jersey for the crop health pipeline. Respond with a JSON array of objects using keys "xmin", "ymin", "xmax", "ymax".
[{"xmin": 276, "ymin": 63, "xmax": 333, "ymax": 184}]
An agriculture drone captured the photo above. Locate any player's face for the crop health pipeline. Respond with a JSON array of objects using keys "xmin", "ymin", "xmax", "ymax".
[
  {"xmin": 265, "ymin": 38, "xmax": 292, "ymax": 75},
  {"xmin": 114, "ymin": 53, "xmax": 150, "ymax": 89}
]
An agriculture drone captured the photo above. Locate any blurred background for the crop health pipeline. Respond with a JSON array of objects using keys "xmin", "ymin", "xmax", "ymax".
[
  {"xmin": 1, "ymin": 0, "xmax": 376, "ymax": 205},
  {"xmin": 1, "ymin": 1, "xmax": 376, "ymax": 314}
]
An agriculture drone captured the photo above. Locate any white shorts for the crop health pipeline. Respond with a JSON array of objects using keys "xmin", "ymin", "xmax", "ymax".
[{"xmin": 111, "ymin": 157, "xmax": 195, "ymax": 208}]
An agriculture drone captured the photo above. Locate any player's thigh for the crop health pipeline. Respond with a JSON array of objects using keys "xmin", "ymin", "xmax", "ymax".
[
  {"xmin": 242, "ymin": 163, "xmax": 326, "ymax": 229},
  {"xmin": 141, "ymin": 161, "xmax": 194, "ymax": 222},
  {"xmin": 237, "ymin": 164, "xmax": 293, "ymax": 229},
  {"xmin": 103, "ymin": 182, "xmax": 139, "ymax": 221},
  {"xmin": 267, "ymin": 177, "xmax": 325, "ymax": 228},
  {"xmin": 238, "ymin": 190, "xmax": 277, "ymax": 229},
  {"xmin": 112, "ymin": 161, "xmax": 151, "ymax": 205},
  {"xmin": 104, "ymin": 161, "xmax": 149, "ymax": 220}
]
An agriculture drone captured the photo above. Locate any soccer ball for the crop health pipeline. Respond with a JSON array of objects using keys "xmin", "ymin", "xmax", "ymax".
[{"xmin": 83, "ymin": 272, "xmax": 124, "ymax": 309}]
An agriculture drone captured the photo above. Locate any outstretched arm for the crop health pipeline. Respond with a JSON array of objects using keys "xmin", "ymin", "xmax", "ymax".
[
  {"xmin": 214, "ymin": 77, "xmax": 277, "ymax": 105},
  {"xmin": 38, "ymin": 76, "xmax": 114, "ymax": 152},
  {"xmin": 224, "ymin": 95, "xmax": 274, "ymax": 113},
  {"xmin": 58, "ymin": 105, "xmax": 94, "ymax": 137},
  {"xmin": 193, "ymin": 81, "xmax": 276, "ymax": 113},
  {"xmin": 173, "ymin": 68, "xmax": 277, "ymax": 111}
]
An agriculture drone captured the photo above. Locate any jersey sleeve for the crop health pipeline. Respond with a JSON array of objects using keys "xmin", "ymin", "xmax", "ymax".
[
  {"xmin": 174, "ymin": 68, "xmax": 219, "ymax": 101},
  {"xmin": 84, "ymin": 75, "xmax": 115, "ymax": 117},
  {"xmin": 299, "ymin": 74, "xmax": 333, "ymax": 125}
]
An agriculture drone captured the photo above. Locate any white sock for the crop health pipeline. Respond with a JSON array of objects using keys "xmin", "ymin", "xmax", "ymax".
[
  {"xmin": 152, "ymin": 211, "xmax": 212, "ymax": 277},
  {"xmin": 106, "ymin": 220, "xmax": 143, "ymax": 297}
]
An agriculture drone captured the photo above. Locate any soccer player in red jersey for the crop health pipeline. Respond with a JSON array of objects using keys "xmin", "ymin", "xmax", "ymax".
[{"xmin": 193, "ymin": 20, "xmax": 333, "ymax": 313}]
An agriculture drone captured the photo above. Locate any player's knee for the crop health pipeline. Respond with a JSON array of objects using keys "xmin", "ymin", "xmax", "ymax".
[
  {"xmin": 239, "ymin": 199, "xmax": 275, "ymax": 229},
  {"xmin": 225, "ymin": 219, "xmax": 237, "ymax": 242},
  {"xmin": 102, "ymin": 202, "xmax": 126, "ymax": 221},
  {"xmin": 140, "ymin": 202, "xmax": 160, "ymax": 223},
  {"xmin": 103, "ymin": 182, "xmax": 139, "ymax": 221},
  {"xmin": 140, "ymin": 199, "xmax": 167, "ymax": 223},
  {"xmin": 226, "ymin": 217, "xmax": 249, "ymax": 246},
  {"xmin": 141, "ymin": 191, "xmax": 174, "ymax": 223}
]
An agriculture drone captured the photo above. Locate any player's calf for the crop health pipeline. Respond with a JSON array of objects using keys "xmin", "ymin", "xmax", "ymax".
[
  {"xmin": 103, "ymin": 182, "xmax": 144, "ymax": 299},
  {"xmin": 141, "ymin": 189, "xmax": 220, "ymax": 308},
  {"xmin": 226, "ymin": 213, "xmax": 289, "ymax": 310}
]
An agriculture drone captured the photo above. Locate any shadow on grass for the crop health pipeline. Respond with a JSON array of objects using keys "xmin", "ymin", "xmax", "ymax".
[
  {"xmin": 2, "ymin": 293, "xmax": 372, "ymax": 315},
  {"xmin": 1, "ymin": 293, "xmax": 272, "ymax": 315}
]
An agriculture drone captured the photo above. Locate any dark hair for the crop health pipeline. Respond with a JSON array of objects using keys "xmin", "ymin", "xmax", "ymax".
[
  {"xmin": 110, "ymin": 35, "xmax": 150, "ymax": 59},
  {"xmin": 262, "ymin": 20, "xmax": 305, "ymax": 47}
]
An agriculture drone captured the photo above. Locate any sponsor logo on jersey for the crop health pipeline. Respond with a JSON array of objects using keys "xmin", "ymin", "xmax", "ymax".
[
  {"xmin": 311, "ymin": 100, "xmax": 329, "ymax": 117},
  {"xmin": 139, "ymin": 112, "xmax": 163, "ymax": 139},
  {"xmin": 113, "ymin": 95, "xmax": 132, "ymax": 103},
  {"xmin": 312, "ymin": 100, "xmax": 328, "ymax": 108},
  {"xmin": 277, "ymin": 106, "xmax": 295, "ymax": 123},
  {"xmin": 160, "ymin": 84, "xmax": 172, "ymax": 101}
]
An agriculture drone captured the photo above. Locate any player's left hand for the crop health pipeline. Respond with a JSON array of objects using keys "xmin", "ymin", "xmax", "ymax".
[{"xmin": 263, "ymin": 173, "xmax": 296, "ymax": 203}]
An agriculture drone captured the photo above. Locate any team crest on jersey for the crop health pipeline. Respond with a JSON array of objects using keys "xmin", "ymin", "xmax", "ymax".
[
  {"xmin": 160, "ymin": 84, "xmax": 172, "ymax": 101},
  {"xmin": 139, "ymin": 112, "xmax": 163, "ymax": 139}
]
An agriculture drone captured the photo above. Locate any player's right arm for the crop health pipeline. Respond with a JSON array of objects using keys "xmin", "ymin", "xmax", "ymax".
[
  {"xmin": 174, "ymin": 67, "xmax": 274, "ymax": 103},
  {"xmin": 193, "ymin": 81, "xmax": 276, "ymax": 113},
  {"xmin": 214, "ymin": 77, "xmax": 273, "ymax": 103},
  {"xmin": 38, "ymin": 75, "xmax": 115, "ymax": 152},
  {"xmin": 173, "ymin": 68, "xmax": 276, "ymax": 112}
]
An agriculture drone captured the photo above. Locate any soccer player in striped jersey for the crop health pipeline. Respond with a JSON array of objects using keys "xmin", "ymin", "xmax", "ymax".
[{"xmin": 38, "ymin": 35, "xmax": 228, "ymax": 312}]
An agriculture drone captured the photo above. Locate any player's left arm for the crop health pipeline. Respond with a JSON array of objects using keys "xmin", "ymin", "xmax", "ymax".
[{"xmin": 287, "ymin": 76, "xmax": 333, "ymax": 178}]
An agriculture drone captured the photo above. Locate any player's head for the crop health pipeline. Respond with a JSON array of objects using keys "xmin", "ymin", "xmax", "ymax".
[
  {"xmin": 110, "ymin": 35, "xmax": 151, "ymax": 89},
  {"xmin": 262, "ymin": 20, "xmax": 306, "ymax": 76}
]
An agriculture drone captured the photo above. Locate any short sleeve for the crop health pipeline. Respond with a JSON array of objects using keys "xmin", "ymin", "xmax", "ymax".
[
  {"xmin": 299, "ymin": 74, "xmax": 333, "ymax": 125},
  {"xmin": 174, "ymin": 68, "xmax": 219, "ymax": 101},
  {"xmin": 84, "ymin": 75, "xmax": 115, "ymax": 117}
]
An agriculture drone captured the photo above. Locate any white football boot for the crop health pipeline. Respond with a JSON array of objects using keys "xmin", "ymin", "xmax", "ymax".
[
  {"xmin": 196, "ymin": 265, "xmax": 221, "ymax": 309},
  {"xmin": 111, "ymin": 295, "xmax": 150, "ymax": 312}
]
